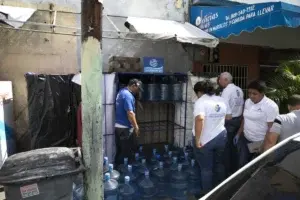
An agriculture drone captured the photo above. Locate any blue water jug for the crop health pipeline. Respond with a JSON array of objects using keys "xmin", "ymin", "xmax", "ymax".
[
  {"xmin": 108, "ymin": 164, "xmax": 120, "ymax": 181},
  {"xmin": 170, "ymin": 164, "xmax": 188, "ymax": 200},
  {"xmin": 132, "ymin": 153, "xmax": 141, "ymax": 171},
  {"xmin": 163, "ymin": 145, "xmax": 169, "ymax": 160},
  {"xmin": 118, "ymin": 157, "xmax": 129, "ymax": 174},
  {"xmin": 103, "ymin": 156, "xmax": 109, "ymax": 174},
  {"xmin": 138, "ymin": 146, "xmax": 145, "ymax": 161},
  {"xmin": 181, "ymin": 152, "xmax": 189, "ymax": 171},
  {"xmin": 104, "ymin": 173, "xmax": 119, "ymax": 200},
  {"xmin": 170, "ymin": 156, "xmax": 178, "ymax": 172},
  {"xmin": 137, "ymin": 159, "xmax": 150, "ymax": 178},
  {"xmin": 152, "ymin": 161, "xmax": 169, "ymax": 198},
  {"xmin": 165, "ymin": 151, "xmax": 173, "ymax": 168},
  {"xmin": 138, "ymin": 170, "xmax": 157, "ymax": 199},
  {"xmin": 120, "ymin": 165, "xmax": 138, "ymax": 184},
  {"xmin": 150, "ymin": 149, "xmax": 157, "ymax": 165},
  {"xmin": 119, "ymin": 176, "xmax": 137, "ymax": 200},
  {"xmin": 186, "ymin": 159, "xmax": 202, "ymax": 196}
]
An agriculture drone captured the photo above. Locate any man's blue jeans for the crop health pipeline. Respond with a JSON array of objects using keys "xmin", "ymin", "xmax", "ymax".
[
  {"xmin": 237, "ymin": 134, "xmax": 256, "ymax": 168},
  {"xmin": 193, "ymin": 130, "xmax": 227, "ymax": 195}
]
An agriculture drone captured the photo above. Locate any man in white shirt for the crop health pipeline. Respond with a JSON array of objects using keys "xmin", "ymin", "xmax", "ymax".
[
  {"xmin": 219, "ymin": 72, "xmax": 244, "ymax": 176},
  {"xmin": 193, "ymin": 80, "xmax": 232, "ymax": 196}
]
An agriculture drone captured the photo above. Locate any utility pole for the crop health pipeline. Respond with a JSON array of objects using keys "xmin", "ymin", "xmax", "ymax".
[{"xmin": 81, "ymin": 0, "xmax": 103, "ymax": 199}]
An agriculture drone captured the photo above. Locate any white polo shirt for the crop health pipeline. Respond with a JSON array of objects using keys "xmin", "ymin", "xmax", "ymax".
[
  {"xmin": 221, "ymin": 83, "xmax": 244, "ymax": 118},
  {"xmin": 193, "ymin": 94, "xmax": 231, "ymax": 145},
  {"xmin": 243, "ymin": 96, "xmax": 279, "ymax": 142}
]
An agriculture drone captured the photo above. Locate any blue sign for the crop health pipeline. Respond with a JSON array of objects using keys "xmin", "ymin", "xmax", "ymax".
[
  {"xmin": 190, "ymin": 2, "xmax": 300, "ymax": 39},
  {"xmin": 143, "ymin": 57, "xmax": 164, "ymax": 73}
]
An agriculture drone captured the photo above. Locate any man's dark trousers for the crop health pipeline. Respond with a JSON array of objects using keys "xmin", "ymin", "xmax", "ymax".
[
  {"xmin": 114, "ymin": 127, "xmax": 137, "ymax": 166},
  {"xmin": 224, "ymin": 116, "xmax": 242, "ymax": 177}
]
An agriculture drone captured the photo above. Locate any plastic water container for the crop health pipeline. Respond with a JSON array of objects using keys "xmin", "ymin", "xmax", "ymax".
[
  {"xmin": 138, "ymin": 170, "xmax": 157, "ymax": 199},
  {"xmin": 181, "ymin": 152, "xmax": 189, "ymax": 171},
  {"xmin": 132, "ymin": 153, "xmax": 141, "ymax": 172},
  {"xmin": 104, "ymin": 173, "xmax": 119, "ymax": 200},
  {"xmin": 163, "ymin": 145, "xmax": 169, "ymax": 160},
  {"xmin": 120, "ymin": 165, "xmax": 138, "ymax": 184},
  {"xmin": 147, "ymin": 84, "xmax": 158, "ymax": 101},
  {"xmin": 118, "ymin": 157, "xmax": 129, "ymax": 174},
  {"xmin": 119, "ymin": 176, "xmax": 137, "ymax": 200},
  {"xmin": 137, "ymin": 159, "xmax": 149, "ymax": 178},
  {"xmin": 108, "ymin": 164, "xmax": 120, "ymax": 181},
  {"xmin": 170, "ymin": 164, "xmax": 188, "ymax": 200},
  {"xmin": 160, "ymin": 84, "xmax": 169, "ymax": 101},
  {"xmin": 152, "ymin": 162, "xmax": 169, "ymax": 198},
  {"xmin": 186, "ymin": 159, "xmax": 202, "ymax": 196},
  {"xmin": 103, "ymin": 157, "xmax": 109, "ymax": 174},
  {"xmin": 138, "ymin": 146, "xmax": 145, "ymax": 161},
  {"xmin": 150, "ymin": 154, "xmax": 161, "ymax": 171},
  {"xmin": 150, "ymin": 149, "xmax": 157, "ymax": 165},
  {"xmin": 165, "ymin": 151, "xmax": 173, "ymax": 168},
  {"xmin": 171, "ymin": 83, "xmax": 183, "ymax": 101},
  {"xmin": 170, "ymin": 157, "xmax": 178, "ymax": 172}
]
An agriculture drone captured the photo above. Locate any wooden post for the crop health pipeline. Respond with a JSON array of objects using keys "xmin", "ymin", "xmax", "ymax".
[{"xmin": 81, "ymin": 0, "xmax": 103, "ymax": 199}]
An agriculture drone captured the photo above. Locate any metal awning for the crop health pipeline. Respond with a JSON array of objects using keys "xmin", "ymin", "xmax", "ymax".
[
  {"xmin": 124, "ymin": 16, "xmax": 219, "ymax": 48},
  {"xmin": 0, "ymin": 5, "xmax": 36, "ymax": 28}
]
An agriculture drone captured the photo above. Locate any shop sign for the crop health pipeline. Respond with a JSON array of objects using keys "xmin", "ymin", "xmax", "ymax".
[{"xmin": 143, "ymin": 57, "xmax": 164, "ymax": 73}]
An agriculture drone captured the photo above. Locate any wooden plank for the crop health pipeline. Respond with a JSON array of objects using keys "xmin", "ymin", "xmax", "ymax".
[{"xmin": 81, "ymin": 0, "xmax": 103, "ymax": 199}]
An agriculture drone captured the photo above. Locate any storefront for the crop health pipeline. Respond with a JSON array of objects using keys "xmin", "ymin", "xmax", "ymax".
[{"xmin": 190, "ymin": 2, "xmax": 300, "ymax": 85}]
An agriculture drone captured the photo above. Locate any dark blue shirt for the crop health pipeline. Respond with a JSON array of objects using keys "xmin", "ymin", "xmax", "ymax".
[{"xmin": 115, "ymin": 88, "xmax": 135, "ymax": 127}]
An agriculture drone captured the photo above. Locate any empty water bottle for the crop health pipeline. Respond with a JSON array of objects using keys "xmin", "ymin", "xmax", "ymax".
[
  {"xmin": 163, "ymin": 145, "xmax": 169, "ymax": 160},
  {"xmin": 181, "ymin": 152, "xmax": 189, "ymax": 170},
  {"xmin": 150, "ymin": 149, "xmax": 157, "ymax": 165},
  {"xmin": 103, "ymin": 156, "xmax": 109, "ymax": 174},
  {"xmin": 118, "ymin": 157, "xmax": 129, "ymax": 174},
  {"xmin": 150, "ymin": 154, "xmax": 161, "ymax": 171},
  {"xmin": 138, "ymin": 170, "xmax": 157, "ymax": 199},
  {"xmin": 170, "ymin": 164, "xmax": 188, "ymax": 200},
  {"xmin": 132, "ymin": 153, "xmax": 141, "ymax": 171},
  {"xmin": 137, "ymin": 159, "xmax": 149, "ymax": 177},
  {"xmin": 138, "ymin": 146, "xmax": 145, "ymax": 161},
  {"xmin": 121, "ymin": 165, "xmax": 138, "ymax": 184},
  {"xmin": 119, "ymin": 176, "xmax": 137, "ymax": 200},
  {"xmin": 170, "ymin": 157, "xmax": 178, "ymax": 172},
  {"xmin": 186, "ymin": 159, "xmax": 202, "ymax": 196},
  {"xmin": 152, "ymin": 162, "xmax": 169, "ymax": 198},
  {"xmin": 165, "ymin": 151, "xmax": 173, "ymax": 168},
  {"xmin": 108, "ymin": 164, "xmax": 120, "ymax": 181},
  {"xmin": 104, "ymin": 173, "xmax": 119, "ymax": 200}
]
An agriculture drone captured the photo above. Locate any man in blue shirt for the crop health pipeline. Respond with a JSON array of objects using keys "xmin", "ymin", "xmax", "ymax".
[{"xmin": 115, "ymin": 79, "xmax": 142, "ymax": 166}]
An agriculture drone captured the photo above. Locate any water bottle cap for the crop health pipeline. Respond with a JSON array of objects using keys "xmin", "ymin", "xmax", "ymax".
[
  {"xmin": 169, "ymin": 151, "xmax": 172, "ymax": 156},
  {"xmin": 173, "ymin": 157, "xmax": 178, "ymax": 162},
  {"xmin": 125, "ymin": 176, "xmax": 130, "ymax": 183},
  {"xmin": 153, "ymin": 149, "xmax": 156, "ymax": 154},
  {"xmin": 145, "ymin": 170, "xmax": 149, "ymax": 176},
  {"xmin": 178, "ymin": 164, "xmax": 182, "ymax": 171},
  {"xmin": 104, "ymin": 157, "xmax": 108, "ymax": 161},
  {"xmin": 124, "ymin": 157, "xmax": 128, "ymax": 163},
  {"xmin": 159, "ymin": 162, "xmax": 164, "ymax": 168},
  {"xmin": 185, "ymin": 152, "xmax": 188, "ymax": 157},
  {"xmin": 191, "ymin": 159, "xmax": 195, "ymax": 165},
  {"xmin": 142, "ymin": 159, "xmax": 146, "ymax": 164},
  {"xmin": 109, "ymin": 164, "xmax": 114, "ymax": 171},
  {"xmin": 139, "ymin": 146, "xmax": 143, "ymax": 151},
  {"xmin": 128, "ymin": 165, "xmax": 132, "ymax": 171},
  {"xmin": 156, "ymin": 154, "xmax": 160, "ymax": 160},
  {"xmin": 104, "ymin": 173, "xmax": 110, "ymax": 181},
  {"xmin": 164, "ymin": 144, "xmax": 168, "ymax": 149}
]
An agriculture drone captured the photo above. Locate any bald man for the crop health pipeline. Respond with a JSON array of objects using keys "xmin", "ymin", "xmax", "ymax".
[{"xmin": 219, "ymin": 72, "xmax": 244, "ymax": 176}]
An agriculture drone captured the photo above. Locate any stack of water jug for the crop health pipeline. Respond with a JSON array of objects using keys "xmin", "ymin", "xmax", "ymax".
[{"xmin": 104, "ymin": 144, "xmax": 202, "ymax": 200}]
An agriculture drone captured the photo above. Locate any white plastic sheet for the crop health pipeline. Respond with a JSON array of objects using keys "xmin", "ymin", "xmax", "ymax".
[{"xmin": 0, "ymin": 6, "xmax": 36, "ymax": 28}]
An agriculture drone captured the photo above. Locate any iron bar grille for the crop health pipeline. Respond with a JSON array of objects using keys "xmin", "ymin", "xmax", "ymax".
[{"xmin": 203, "ymin": 64, "xmax": 248, "ymax": 96}]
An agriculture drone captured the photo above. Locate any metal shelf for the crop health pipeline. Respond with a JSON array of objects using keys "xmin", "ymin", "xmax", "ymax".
[{"xmin": 139, "ymin": 121, "xmax": 184, "ymax": 132}]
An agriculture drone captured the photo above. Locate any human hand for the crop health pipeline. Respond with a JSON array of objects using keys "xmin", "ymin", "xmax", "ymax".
[
  {"xmin": 233, "ymin": 134, "xmax": 240, "ymax": 146},
  {"xmin": 134, "ymin": 126, "xmax": 140, "ymax": 137},
  {"xmin": 195, "ymin": 141, "xmax": 202, "ymax": 149}
]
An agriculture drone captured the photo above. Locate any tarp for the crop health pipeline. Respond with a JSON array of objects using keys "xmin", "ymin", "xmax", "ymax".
[
  {"xmin": 124, "ymin": 16, "xmax": 219, "ymax": 48},
  {"xmin": 0, "ymin": 5, "xmax": 36, "ymax": 28},
  {"xmin": 190, "ymin": 2, "xmax": 300, "ymax": 39}
]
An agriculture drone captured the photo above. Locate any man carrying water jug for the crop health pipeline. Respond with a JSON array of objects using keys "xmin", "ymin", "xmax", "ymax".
[{"xmin": 115, "ymin": 79, "xmax": 143, "ymax": 166}]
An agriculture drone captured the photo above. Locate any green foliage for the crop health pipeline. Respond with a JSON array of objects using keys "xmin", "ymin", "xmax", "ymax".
[{"xmin": 266, "ymin": 60, "xmax": 300, "ymax": 113}]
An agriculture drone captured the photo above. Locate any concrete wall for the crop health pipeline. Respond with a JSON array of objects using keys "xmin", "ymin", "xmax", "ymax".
[
  {"xmin": 0, "ymin": 1, "xmax": 80, "ymax": 150},
  {"xmin": 0, "ymin": 0, "xmax": 193, "ymax": 150}
]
